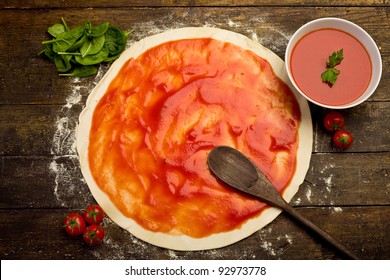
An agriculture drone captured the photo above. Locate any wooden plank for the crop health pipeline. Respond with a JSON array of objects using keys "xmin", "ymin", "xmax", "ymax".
[
  {"xmin": 311, "ymin": 102, "xmax": 390, "ymax": 153},
  {"xmin": 0, "ymin": 7, "xmax": 388, "ymax": 105},
  {"xmin": 1, "ymin": 102, "xmax": 389, "ymax": 157},
  {"xmin": 0, "ymin": 105, "xmax": 83, "ymax": 156},
  {"xmin": 1, "ymin": 153, "xmax": 388, "ymax": 209},
  {"xmin": 0, "ymin": 156, "xmax": 95, "ymax": 209},
  {"xmin": 0, "ymin": 0, "xmax": 387, "ymax": 9},
  {"xmin": 294, "ymin": 152, "xmax": 390, "ymax": 206},
  {"xmin": 0, "ymin": 206, "xmax": 388, "ymax": 259},
  {"xmin": 0, "ymin": 101, "xmax": 388, "ymax": 161}
]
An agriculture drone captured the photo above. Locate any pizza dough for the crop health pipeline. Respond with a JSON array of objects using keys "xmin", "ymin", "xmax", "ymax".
[{"xmin": 77, "ymin": 27, "xmax": 312, "ymax": 250}]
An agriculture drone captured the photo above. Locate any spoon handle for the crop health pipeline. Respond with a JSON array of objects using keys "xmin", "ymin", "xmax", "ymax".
[{"xmin": 281, "ymin": 203, "xmax": 359, "ymax": 260}]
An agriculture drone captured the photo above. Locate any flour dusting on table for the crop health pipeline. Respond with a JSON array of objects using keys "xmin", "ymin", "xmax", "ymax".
[
  {"xmin": 332, "ymin": 207, "xmax": 343, "ymax": 213},
  {"xmin": 257, "ymin": 227, "xmax": 294, "ymax": 259},
  {"xmin": 49, "ymin": 67, "xmax": 108, "ymax": 207}
]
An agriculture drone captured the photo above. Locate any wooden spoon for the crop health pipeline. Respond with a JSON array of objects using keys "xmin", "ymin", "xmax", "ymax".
[{"xmin": 207, "ymin": 145, "xmax": 359, "ymax": 260}]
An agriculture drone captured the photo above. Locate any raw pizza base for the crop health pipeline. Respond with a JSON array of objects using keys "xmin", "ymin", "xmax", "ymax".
[{"xmin": 77, "ymin": 27, "xmax": 313, "ymax": 251}]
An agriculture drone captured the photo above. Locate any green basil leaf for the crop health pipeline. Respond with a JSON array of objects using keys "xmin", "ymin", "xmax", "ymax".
[
  {"xmin": 59, "ymin": 65, "xmax": 99, "ymax": 77},
  {"xmin": 61, "ymin": 17, "xmax": 70, "ymax": 32},
  {"xmin": 67, "ymin": 34, "xmax": 87, "ymax": 52},
  {"xmin": 104, "ymin": 27, "xmax": 128, "ymax": 56},
  {"xmin": 48, "ymin": 23, "xmax": 66, "ymax": 38},
  {"xmin": 54, "ymin": 54, "xmax": 73, "ymax": 72},
  {"xmin": 103, "ymin": 53, "xmax": 121, "ymax": 62},
  {"xmin": 43, "ymin": 24, "xmax": 86, "ymax": 53},
  {"xmin": 75, "ymin": 45, "xmax": 109, "ymax": 65},
  {"xmin": 85, "ymin": 21, "xmax": 92, "ymax": 33},
  {"xmin": 80, "ymin": 35, "xmax": 105, "ymax": 57},
  {"xmin": 39, "ymin": 44, "xmax": 56, "ymax": 61},
  {"xmin": 40, "ymin": 18, "xmax": 132, "ymax": 77},
  {"xmin": 90, "ymin": 22, "xmax": 109, "ymax": 37}
]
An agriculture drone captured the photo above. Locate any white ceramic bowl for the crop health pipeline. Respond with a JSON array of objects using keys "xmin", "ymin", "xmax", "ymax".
[{"xmin": 285, "ymin": 17, "xmax": 382, "ymax": 109}]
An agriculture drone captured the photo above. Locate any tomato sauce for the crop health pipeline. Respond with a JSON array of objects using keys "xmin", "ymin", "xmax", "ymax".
[
  {"xmin": 290, "ymin": 28, "xmax": 372, "ymax": 106},
  {"xmin": 89, "ymin": 38, "xmax": 301, "ymax": 238}
]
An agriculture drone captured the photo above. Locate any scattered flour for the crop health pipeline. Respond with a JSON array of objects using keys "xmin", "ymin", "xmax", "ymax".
[
  {"xmin": 294, "ymin": 197, "xmax": 301, "ymax": 205},
  {"xmin": 324, "ymin": 175, "xmax": 333, "ymax": 193},
  {"xmin": 261, "ymin": 241, "xmax": 277, "ymax": 256},
  {"xmin": 64, "ymin": 90, "xmax": 82, "ymax": 109},
  {"xmin": 50, "ymin": 157, "xmax": 76, "ymax": 206},
  {"xmin": 227, "ymin": 18, "xmax": 292, "ymax": 53},
  {"xmin": 306, "ymin": 188, "xmax": 312, "ymax": 202},
  {"xmin": 137, "ymin": 15, "xmax": 291, "ymax": 55},
  {"xmin": 255, "ymin": 227, "xmax": 294, "ymax": 258},
  {"xmin": 227, "ymin": 19, "xmax": 240, "ymax": 28},
  {"xmin": 91, "ymin": 235, "xmax": 127, "ymax": 260},
  {"xmin": 281, "ymin": 234, "xmax": 293, "ymax": 245},
  {"xmin": 320, "ymin": 163, "xmax": 335, "ymax": 192},
  {"xmin": 300, "ymin": 163, "xmax": 345, "ymax": 212},
  {"xmin": 49, "ymin": 66, "xmax": 108, "ymax": 206},
  {"xmin": 167, "ymin": 250, "xmax": 179, "ymax": 259},
  {"xmin": 332, "ymin": 207, "xmax": 343, "ymax": 213},
  {"xmin": 318, "ymin": 163, "xmax": 339, "ymax": 205},
  {"xmin": 259, "ymin": 233, "xmax": 293, "ymax": 258}
]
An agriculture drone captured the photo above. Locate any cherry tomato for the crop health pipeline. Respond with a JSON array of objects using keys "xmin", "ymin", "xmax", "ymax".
[
  {"xmin": 333, "ymin": 130, "xmax": 353, "ymax": 149},
  {"xmin": 83, "ymin": 225, "xmax": 105, "ymax": 246},
  {"xmin": 323, "ymin": 111, "xmax": 345, "ymax": 132},
  {"xmin": 83, "ymin": 204, "xmax": 105, "ymax": 225},
  {"xmin": 63, "ymin": 212, "xmax": 86, "ymax": 236}
]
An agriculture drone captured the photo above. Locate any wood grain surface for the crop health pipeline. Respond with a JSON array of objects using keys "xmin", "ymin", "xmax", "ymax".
[{"xmin": 0, "ymin": 0, "xmax": 389, "ymax": 260}]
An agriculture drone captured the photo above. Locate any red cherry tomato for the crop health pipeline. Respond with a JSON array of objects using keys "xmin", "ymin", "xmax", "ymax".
[
  {"xmin": 63, "ymin": 212, "xmax": 86, "ymax": 236},
  {"xmin": 323, "ymin": 111, "xmax": 345, "ymax": 132},
  {"xmin": 83, "ymin": 204, "xmax": 105, "ymax": 225},
  {"xmin": 83, "ymin": 225, "xmax": 105, "ymax": 246},
  {"xmin": 333, "ymin": 130, "xmax": 353, "ymax": 149}
]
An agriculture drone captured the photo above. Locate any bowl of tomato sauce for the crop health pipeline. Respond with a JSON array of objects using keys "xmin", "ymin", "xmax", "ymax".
[{"xmin": 285, "ymin": 17, "xmax": 382, "ymax": 109}]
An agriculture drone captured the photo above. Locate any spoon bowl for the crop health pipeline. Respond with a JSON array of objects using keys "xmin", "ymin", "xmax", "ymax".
[
  {"xmin": 207, "ymin": 145, "xmax": 359, "ymax": 259},
  {"xmin": 208, "ymin": 146, "xmax": 258, "ymax": 190}
]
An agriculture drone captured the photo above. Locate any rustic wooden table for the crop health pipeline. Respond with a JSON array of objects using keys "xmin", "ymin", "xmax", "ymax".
[{"xmin": 1, "ymin": 0, "xmax": 389, "ymax": 260}]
